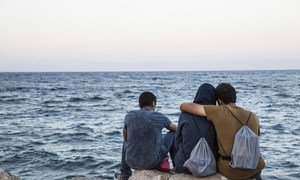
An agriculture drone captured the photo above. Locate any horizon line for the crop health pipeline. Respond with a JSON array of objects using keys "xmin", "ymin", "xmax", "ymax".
[{"xmin": 0, "ymin": 68, "xmax": 299, "ymax": 73}]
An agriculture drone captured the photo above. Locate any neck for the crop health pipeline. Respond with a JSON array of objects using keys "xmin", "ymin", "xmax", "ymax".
[
  {"xmin": 141, "ymin": 106, "xmax": 155, "ymax": 111},
  {"xmin": 226, "ymin": 103, "xmax": 236, "ymax": 107}
]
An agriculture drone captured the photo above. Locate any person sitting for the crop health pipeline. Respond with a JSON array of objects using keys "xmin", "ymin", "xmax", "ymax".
[
  {"xmin": 114, "ymin": 91, "xmax": 177, "ymax": 180},
  {"xmin": 180, "ymin": 83, "xmax": 265, "ymax": 179},
  {"xmin": 174, "ymin": 83, "xmax": 218, "ymax": 174}
]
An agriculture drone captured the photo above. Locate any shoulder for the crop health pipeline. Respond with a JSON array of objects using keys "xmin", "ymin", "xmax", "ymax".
[
  {"xmin": 203, "ymin": 105, "xmax": 224, "ymax": 115},
  {"xmin": 248, "ymin": 110, "xmax": 259, "ymax": 123},
  {"xmin": 236, "ymin": 106, "xmax": 259, "ymax": 119},
  {"xmin": 151, "ymin": 111, "xmax": 168, "ymax": 119},
  {"xmin": 126, "ymin": 110, "xmax": 140, "ymax": 116},
  {"xmin": 152, "ymin": 111, "xmax": 172, "ymax": 126},
  {"xmin": 125, "ymin": 110, "xmax": 141, "ymax": 121},
  {"xmin": 204, "ymin": 105, "xmax": 222, "ymax": 111},
  {"xmin": 180, "ymin": 112, "xmax": 194, "ymax": 118},
  {"xmin": 249, "ymin": 110, "xmax": 258, "ymax": 118},
  {"xmin": 178, "ymin": 112, "xmax": 194, "ymax": 123}
]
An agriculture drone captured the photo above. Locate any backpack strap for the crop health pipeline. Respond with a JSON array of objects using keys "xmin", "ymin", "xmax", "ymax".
[
  {"xmin": 224, "ymin": 106, "xmax": 243, "ymax": 125},
  {"xmin": 192, "ymin": 115, "xmax": 231, "ymax": 160},
  {"xmin": 217, "ymin": 136, "xmax": 230, "ymax": 159},
  {"xmin": 245, "ymin": 112, "xmax": 252, "ymax": 126},
  {"xmin": 192, "ymin": 115, "xmax": 211, "ymax": 139},
  {"xmin": 218, "ymin": 106, "xmax": 252, "ymax": 161},
  {"xmin": 224, "ymin": 106, "xmax": 252, "ymax": 126}
]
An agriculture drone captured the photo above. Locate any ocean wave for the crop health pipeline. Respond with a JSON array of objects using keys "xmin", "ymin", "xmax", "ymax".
[
  {"xmin": 69, "ymin": 96, "xmax": 105, "ymax": 102},
  {"xmin": 43, "ymin": 100, "xmax": 63, "ymax": 104},
  {"xmin": 261, "ymin": 85, "xmax": 271, "ymax": 88},
  {"xmin": 75, "ymin": 108, "xmax": 84, "ymax": 112},
  {"xmin": 0, "ymin": 95, "xmax": 16, "ymax": 98},
  {"xmin": 69, "ymin": 97, "xmax": 85, "ymax": 102},
  {"xmin": 275, "ymin": 93, "xmax": 292, "ymax": 98},
  {"xmin": 271, "ymin": 103, "xmax": 298, "ymax": 109},
  {"xmin": 74, "ymin": 124, "xmax": 95, "ymax": 133},
  {"xmin": 44, "ymin": 132, "xmax": 97, "ymax": 143},
  {"xmin": 105, "ymin": 130, "xmax": 121, "ymax": 136},
  {"xmin": 89, "ymin": 96, "xmax": 105, "ymax": 101},
  {"xmin": 123, "ymin": 90, "xmax": 132, "ymax": 93},
  {"xmin": 235, "ymin": 81, "xmax": 249, "ymax": 85},
  {"xmin": 69, "ymin": 148, "xmax": 90, "ymax": 153},
  {"xmin": 54, "ymin": 156, "xmax": 100, "ymax": 170},
  {"xmin": 50, "ymin": 87, "xmax": 68, "ymax": 91},
  {"xmin": 291, "ymin": 128, "xmax": 300, "ymax": 136},
  {"xmin": 2, "ymin": 145, "xmax": 26, "ymax": 152},
  {"xmin": 98, "ymin": 160, "xmax": 114, "ymax": 167},
  {"xmin": 0, "ymin": 135, "xmax": 13, "ymax": 141},
  {"xmin": 2, "ymin": 149, "xmax": 59, "ymax": 164},
  {"xmin": 281, "ymin": 161, "xmax": 299, "ymax": 168},
  {"xmin": 5, "ymin": 87, "xmax": 30, "ymax": 92},
  {"xmin": 0, "ymin": 98, "xmax": 27, "ymax": 103},
  {"xmin": 18, "ymin": 168, "xmax": 33, "ymax": 174},
  {"xmin": 42, "ymin": 132, "xmax": 63, "ymax": 138},
  {"xmin": 114, "ymin": 93, "xmax": 122, "ymax": 98},
  {"xmin": 265, "ymin": 108, "xmax": 277, "ymax": 112},
  {"xmin": 35, "ymin": 109, "xmax": 61, "ymax": 115},
  {"xmin": 30, "ymin": 140, "xmax": 46, "ymax": 145},
  {"xmin": 290, "ymin": 172, "xmax": 300, "ymax": 178},
  {"xmin": 100, "ymin": 107, "xmax": 121, "ymax": 112},
  {"xmin": 270, "ymin": 123, "xmax": 285, "ymax": 131},
  {"xmin": 47, "ymin": 132, "xmax": 90, "ymax": 138},
  {"xmin": 127, "ymin": 95, "xmax": 135, "ymax": 98},
  {"xmin": 211, "ymin": 75, "xmax": 227, "ymax": 78},
  {"xmin": 6, "ymin": 131, "xmax": 38, "ymax": 137},
  {"xmin": 95, "ymin": 134, "xmax": 103, "ymax": 138},
  {"xmin": 294, "ymin": 95, "xmax": 300, "ymax": 101}
]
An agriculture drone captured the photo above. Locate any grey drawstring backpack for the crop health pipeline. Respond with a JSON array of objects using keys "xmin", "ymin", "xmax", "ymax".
[
  {"xmin": 183, "ymin": 116, "xmax": 217, "ymax": 176},
  {"xmin": 225, "ymin": 106, "xmax": 260, "ymax": 169}
]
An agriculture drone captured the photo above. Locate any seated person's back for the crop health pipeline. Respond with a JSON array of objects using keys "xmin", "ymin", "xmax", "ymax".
[
  {"xmin": 175, "ymin": 83, "xmax": 218, "ymax": 173},
  {"xmin": 115, "ymin": 91, "xmax": 177, "ymax": 180},
  {"xmin": 125, "ymin": 109, "xmax": 170, "ymax": 169},
  {"xmin": 180, "ymin": 83, "xmax": 265, "ymax": 179}
]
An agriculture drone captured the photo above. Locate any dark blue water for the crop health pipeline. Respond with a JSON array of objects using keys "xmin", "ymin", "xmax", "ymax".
[{"xmin": 0, "ymin": 71, "xmax": 299, "ymax": 180}]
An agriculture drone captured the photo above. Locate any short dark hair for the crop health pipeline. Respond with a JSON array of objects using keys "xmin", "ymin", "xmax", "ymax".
[
  {"xmin": 139, "ymin": 92, "xmax": 156, "ymax": 108},
  {"xmin": 215, "ymin": 83, "xmax": 236, "ymax": 104}
]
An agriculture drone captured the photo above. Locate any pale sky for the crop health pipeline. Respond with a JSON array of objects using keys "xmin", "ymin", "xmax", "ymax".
[{"xmin": 0, "ymin": 0, "xmax": 299, "ymax": 71}]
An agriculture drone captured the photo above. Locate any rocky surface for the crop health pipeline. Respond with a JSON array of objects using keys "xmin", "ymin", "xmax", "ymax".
[
  {"xmin": 0, "ymin": 170, "xmax": 227, "ymax": 180},
  {"xmin": 129, "ymin": 170, "xmax": 228, "ymax": 180},
  {"xmin": 0, "ymin": 171, "xmax": 19, "ymax": 180}
]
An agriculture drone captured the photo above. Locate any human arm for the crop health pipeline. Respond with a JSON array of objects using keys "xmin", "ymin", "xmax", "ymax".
[
  {"xmin": 166, "ymin": 123, "xmax": 177, "ymax": 132},
  {"xmin": 123, "ymin": 113, "xmax": 130, "ymax": 142},
  {"xmin": 180, "ymin": 103, "xmax": 206, "ymax": 117},
  {"xmin": 123, "ymin": 127, "xmax": 127, "ymax": 142}
]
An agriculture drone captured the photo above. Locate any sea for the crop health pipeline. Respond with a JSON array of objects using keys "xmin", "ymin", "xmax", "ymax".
[{"xmin": 0, "ymin": 70, "xmax": 299, "ymax": 180}]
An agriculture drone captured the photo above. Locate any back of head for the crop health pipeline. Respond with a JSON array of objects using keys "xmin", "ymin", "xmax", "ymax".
[
  {"xmin": 215, "ymin": 83, "xmax": 236, "ymax": 104},
  {"xmin": 139, "ymin": 91, "xmax": 156, "ymax": 108},
  {"xmin": 193, "ymin": 83, "xmax": 216, "ymax": 105}
]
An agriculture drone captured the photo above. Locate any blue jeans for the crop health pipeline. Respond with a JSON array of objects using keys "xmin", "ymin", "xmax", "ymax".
[{"xmin": 120, "ymin": 132, "xmax": 176, "ymax": 178}]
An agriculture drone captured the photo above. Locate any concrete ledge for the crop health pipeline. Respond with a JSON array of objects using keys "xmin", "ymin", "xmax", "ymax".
[
  {"xmin": 129, "ymin": 170, "xmax": 228, "ymax": 180},
  {"xmin": 0, "ymin": 169, "xmax": 228, "ymax": 180},
  {"xmin": 0, "ymin": 171, "xmax": 19, "ymax": 180}
]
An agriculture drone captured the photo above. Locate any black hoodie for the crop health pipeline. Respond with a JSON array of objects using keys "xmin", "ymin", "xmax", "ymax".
[{"xmin": 174, "ymin": 83, "xmax": 218, "ymax": 174}]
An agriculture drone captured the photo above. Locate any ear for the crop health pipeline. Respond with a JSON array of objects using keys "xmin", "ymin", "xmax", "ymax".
[
  {"xmin": 218, "ymin": 99, "xmax": 224, "ymax": 105},
  {"xmin": 152, "ymin": 101, "xmax": 156, "ymax": 108}
]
